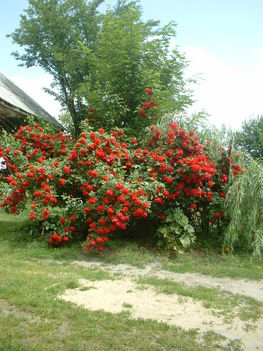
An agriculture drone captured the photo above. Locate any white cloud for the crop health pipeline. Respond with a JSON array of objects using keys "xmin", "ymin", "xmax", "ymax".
[
  {"xmin": 182, "ymin": 46, "xmax": 263, "ymax": 130},
  {"xmin": 253, "ymin": 49, "xmax": 263, "ymax": 60},
  {"xmin": 10, "ymin": 74, "xmax": 62, "ymax": 118}
]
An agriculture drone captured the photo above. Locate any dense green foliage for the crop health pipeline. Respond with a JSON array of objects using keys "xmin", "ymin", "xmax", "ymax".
[
  {"xmin": 224, "ymin": 160, "xmax": 263, "ymax": 258},
  {"xmin": 234, "ymin": 115, "xmax": 263, "ymax": 160},
  {"xmin": 10, "ymin": 0, "xmax": 192, "ymax": 136},
  {"xmin": 58, "ymin": 111, "xmax": 75, "ymax": 136},
  {"xmin": 156, "ymin": 207, "xmax": 195, "ymax": 254},
  {"xmin": 79, "ymin": 1, "xmax": 191, "ymax": 132},
  {"xmin": 9, "ymin": 0, "xmax": 104, "ymax": 136}
]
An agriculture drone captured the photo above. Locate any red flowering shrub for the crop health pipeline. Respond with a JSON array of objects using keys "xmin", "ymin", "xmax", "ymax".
[{"xmin": 0, "ymin": 94, "xmax": 243, "ymax": 253}]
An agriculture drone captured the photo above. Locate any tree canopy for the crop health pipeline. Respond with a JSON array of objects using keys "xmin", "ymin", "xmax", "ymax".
[
  {"xmin": 9, "ymin": 0, "xmax": 103, "ymax": 136},
  {"xmin": 234, "ymin": 116, "xmax": 263, "ymax": 160},
  {"xmin": 9, "ymin": 0, "xmax": 193, "ymax": 136}
]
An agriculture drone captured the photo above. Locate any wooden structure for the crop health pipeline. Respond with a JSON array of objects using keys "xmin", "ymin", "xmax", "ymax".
[{"xmin": 0, "ymin": 72, "xmax": 63, "ymax": 131}]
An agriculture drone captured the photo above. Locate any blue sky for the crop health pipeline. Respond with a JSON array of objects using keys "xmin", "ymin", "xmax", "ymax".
[{"xmin": 1, "ymin": 0, "xmax": 263, "ymax": 129}]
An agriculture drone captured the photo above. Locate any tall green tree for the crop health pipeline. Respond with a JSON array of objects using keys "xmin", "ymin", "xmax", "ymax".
[
  {"xmin": 10, "ymin": 0, "xmax": 192, "ymax": 136},
  {"xmin": 58, "ymin": 111, "xmax": 75, "ymax": 136},
  {"xmin": 79, "ymin": 0, "xmax": 192, "ymax": 132},
  {"xmin": 9, "ymin": 0, "xmax": 104, "ymax": 136},
  {"xmin": 234, "ymin": 116, "xmax": 263, "ymax": 160}
]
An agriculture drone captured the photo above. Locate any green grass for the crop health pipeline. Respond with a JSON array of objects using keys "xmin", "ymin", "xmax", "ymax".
[
  {"xmin": 1, "ymin": 208, "xmax": 262, "ymax": 280},
  {"xmin": 0, "ymin": 269, "xmax": 231, "ymax": 348},
  {"xmin": 136, "ymin": 276, "xmax": 263, "ymax": 322},
  {"xmin": 102, "ymin": 240, "xmax": 165, "ymax": 268},
  {"xmin": 122, "ymin": 303, "xmax": 133, "ymax": 309},
  {"xmin": 162, "ymin": 251, "xmax": 263, "ymax": 280},
  {"xmin": 0, "ymin": 210, "xmax": 261, "ymax": 350}
]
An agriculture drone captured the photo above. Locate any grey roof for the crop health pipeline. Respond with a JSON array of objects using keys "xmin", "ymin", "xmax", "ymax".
[{"xmin": 0, "ymin": 72, "xmax": 63, "ymax": 129}]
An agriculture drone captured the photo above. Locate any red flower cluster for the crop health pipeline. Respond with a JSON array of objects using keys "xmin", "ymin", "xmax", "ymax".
[
  {"xmin": 1, "ymin": 91, "xmax": 244, "ymax": 252},
  {"xmin": 49, "ymin": 234, "xmax": 69, "ymax": 247}
]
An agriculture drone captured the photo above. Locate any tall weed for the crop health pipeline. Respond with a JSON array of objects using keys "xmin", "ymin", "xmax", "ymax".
[{"xmin": 225, "ymin": 160, "xmax": 263, "ymax": 257}]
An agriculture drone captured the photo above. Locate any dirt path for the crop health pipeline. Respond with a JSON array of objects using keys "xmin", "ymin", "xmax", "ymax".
[
  {"xmin": 58, "ymin": 260, "xmax": 263, "ymax": 351},
  {"xmin": 72, "ymin": 261, "xmax": 263, "ymax": 302}
]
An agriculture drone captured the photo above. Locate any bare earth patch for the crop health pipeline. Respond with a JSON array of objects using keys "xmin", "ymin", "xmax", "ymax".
[
  {"xmin": 58, "ymin": 261, "xmax": 263, "ymax": 351},
  {"xmin": 72, "ymin": 261, "xmax": 263, "ymax": 302},
  {"xmin": 0, "ymin": 299, "xmax": 40, "ymax": 324}
]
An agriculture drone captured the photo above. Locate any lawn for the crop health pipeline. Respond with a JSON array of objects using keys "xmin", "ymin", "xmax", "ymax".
[{"xmin": 0, "ymin": 209, "xmax": 262, "ymax": 351}]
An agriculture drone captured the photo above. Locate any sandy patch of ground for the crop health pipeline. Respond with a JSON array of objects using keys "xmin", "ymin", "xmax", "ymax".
[
  {"xmin": 57, "ymin": 261, "xmax": 263, "ymax": 350},
  {"xmin": 59, "ymin": 278, "xmax": 263, "ymax": 350},
  {"xmin": 72, "ymin": 261, "xmax": 263, "ymax": 302}
]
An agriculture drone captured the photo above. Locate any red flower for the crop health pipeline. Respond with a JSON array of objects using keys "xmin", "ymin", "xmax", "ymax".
[
  {"xmin": 34, "ymin": 190, "xmax": 43, "ymax": 198},
  {"xmin": 213, "ymin": 212, "xmax": 220, "ymax": 218},
  {"xmin": 191, "ymin": 164, "xmax": 201, "ymax": 172},
  {"xmin": 138, "ymin": 108, "xmax": 147, "ymax": 116},
  {"xmin": 168, "ymin": 130, "xmax": 175, "ymax": 139},
  {"xmin": 106, "ymin": 189, "xmax": 114, "ymax": 197},
  {"xmin": 29, "ymin": 211, "xmax": 37, "ymax": 221},
  {"xmin": 63, "ymin": 166, "xmax": 70, "ymax": 174},
  {"xmin": 96, "ymin": 205, "xmax": 105, "ymax": 213},
  {"xmin": 145, "ymin": 87, "xmax": 153, "ymax": 95},
  {"xmin": 115, "ymin": 183, "xmax": 123, "ymax": 190},
  {"xmin": 155, "ymin": 197, "xmax": 164, "ymax": 205},
  {"xmin": 96, "ymin": 237, "xmax": 104, "ymax": 245},
  {"xmin": 99, "ymin": 218, "xmax": 106, "ymax": 226},
  {"xmin": 142, "ymin": 102, "xmax": 150, "ymax": 109},
  {"xmin": 51, "ymin": 197, "xmax": 57, "ymax": 205},
  {"xmin": 88, "ymin": 170, "xmax": 99, "ymax": 177},
  {"xmin": 117, "ymin": 195, "xmax": 125, "ymax": 203},
  {"xmin": 137, "ymin": 189, "xmax": 144, "ymax": 196},
  {"xmin": 122, "ymin": 188, "xmax": 130, "ymax": 195},
  {"xmin": 89, "ymin": 240, "xmax": 96, "ymax": 247},
  {"xmin": 69, "ymin": 215, "xmax": 76, "ymax": 222},
  {"xmin": 43, "ymin": 208, "xmax": 50, "ymax": 215},
  {"xmin": 88, "ymin": 197, "xmax": 96, "ymax": 205},
  {"xmin": 89, "ymin": 223, "xmax": 96, "ymax": 230}
]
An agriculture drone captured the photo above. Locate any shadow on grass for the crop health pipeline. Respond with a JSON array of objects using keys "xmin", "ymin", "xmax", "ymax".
[
  {"xmin": 1, "ymin": 209, "xmax": 263, "ymax": 280},
  {"xmin": 0, "ymin": 209, "xmax": 83, "ymax": 261}
]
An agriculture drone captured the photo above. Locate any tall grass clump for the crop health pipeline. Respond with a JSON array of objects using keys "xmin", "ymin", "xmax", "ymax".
[{"xmin": 224, "ymin": 160, "xmax": 263, "ymax": 258}]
